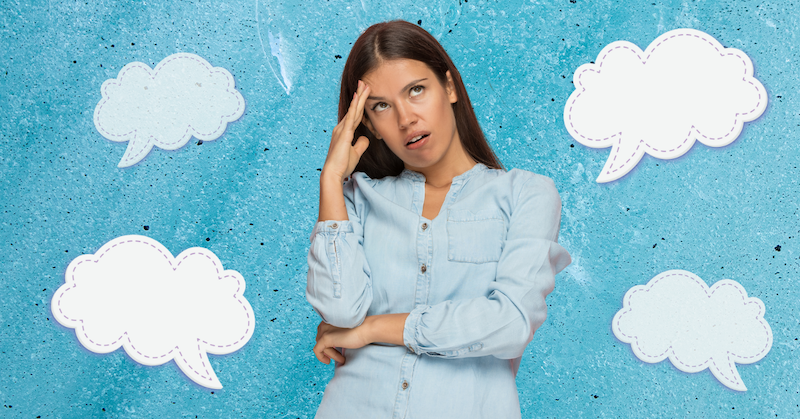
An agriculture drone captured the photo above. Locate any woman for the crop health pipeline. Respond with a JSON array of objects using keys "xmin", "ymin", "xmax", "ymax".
[{"xmin": 306, "ymin": 20, "xmax": 571, "ymax": 418}]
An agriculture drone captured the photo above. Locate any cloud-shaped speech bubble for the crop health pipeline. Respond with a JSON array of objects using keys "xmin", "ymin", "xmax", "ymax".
[
  {"xmin": 612, "ymin": 270, "xmax": 772, "ymax": 391},
  {"xmin": 565, "ymin": 29, "xmax": 767, "ymax": 183},
  {"xmin": 51, "ymin": 235, "xmax": 254, "ymax": 389},
  {"xmin": 94, "ymin": 53, "xmax": 245, "ymax": 167}
]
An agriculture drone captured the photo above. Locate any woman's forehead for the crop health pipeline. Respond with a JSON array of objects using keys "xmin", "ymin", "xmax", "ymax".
[{"xmin": 363, "ymin": 59, "xmax": 436, "ymax": 93}]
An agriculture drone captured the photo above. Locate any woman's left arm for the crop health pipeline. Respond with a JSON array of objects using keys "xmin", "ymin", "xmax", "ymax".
[{"xmin": 401, "ymin": 174, "xmax": 571, "ymax": 360}]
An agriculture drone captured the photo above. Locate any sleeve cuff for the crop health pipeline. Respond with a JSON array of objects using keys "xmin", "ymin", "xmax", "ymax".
[
  {"xmin": 402, "ymin": 305, "xmax": 428, "ymax": 355},
  {"xmin": 309, "ymin": 220, "xmax": 354, "ymax": 242}
]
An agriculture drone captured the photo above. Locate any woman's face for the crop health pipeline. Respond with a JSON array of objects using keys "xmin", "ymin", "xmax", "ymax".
[{"xmin": 361, "ymin": 59, "xmax": 463, "ymax": 172}]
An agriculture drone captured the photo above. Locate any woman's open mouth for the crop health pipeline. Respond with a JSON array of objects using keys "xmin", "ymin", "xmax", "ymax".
[{"xmin": 406, "ymin": 133, "xmax": 430, "ymax": 150}]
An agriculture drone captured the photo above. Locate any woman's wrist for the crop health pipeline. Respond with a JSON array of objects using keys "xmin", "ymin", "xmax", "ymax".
[
  {"xmin": 360, "ymin": 313, "xmax": 409, "ymax": 346},
  {"xmin": 320, "ymin": 166, "xmax": 347, "ymax": 185},
  {"xmin": 318, "ymin": 170, "xmax": 348, "ymax": 221}
]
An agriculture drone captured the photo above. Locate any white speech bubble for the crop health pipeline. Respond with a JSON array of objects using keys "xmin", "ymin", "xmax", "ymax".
[
  {"xmin": 565, "ymin": 29, "xmax": 767, "ymax": 183},
  {"xmin": 94, "ymin": 53, "xmax": 245, "ymax": 167},
  {"xmin": 51, "ymin": 235, "xmax": 255, "ymax": 389},
  {"xmin": 612, "ymin": 270, "xmax": 772, "ymax": 391}
]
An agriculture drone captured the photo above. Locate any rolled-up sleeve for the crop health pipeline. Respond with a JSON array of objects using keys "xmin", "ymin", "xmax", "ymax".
[
  {"xmin": 403, "ymin": 174, "xmax": 571, "ymax": 359},
  {"xmin": 306, "ymin": 177, "xmax": 373, "ymax": 328}
]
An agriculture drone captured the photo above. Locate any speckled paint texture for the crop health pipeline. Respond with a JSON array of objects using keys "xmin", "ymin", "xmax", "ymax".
[{"xmin": 1, "ymin": 0, "xmax": 798, "ymax": 417}]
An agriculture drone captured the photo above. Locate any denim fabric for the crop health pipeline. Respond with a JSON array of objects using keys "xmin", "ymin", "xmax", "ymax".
[{"xmin": 306, "ymin": 163, "xmax": 571, "ymax": 419}]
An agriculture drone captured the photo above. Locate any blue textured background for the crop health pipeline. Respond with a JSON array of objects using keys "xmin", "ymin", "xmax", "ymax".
[{"xmin": 2, "ymin": 0, "xmax": 798, "ymax": 417}]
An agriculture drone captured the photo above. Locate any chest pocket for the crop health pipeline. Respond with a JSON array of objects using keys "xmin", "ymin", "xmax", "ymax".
[{"xmin": 446, "ymin": 209, "xmax": 505, "ymax": 263}]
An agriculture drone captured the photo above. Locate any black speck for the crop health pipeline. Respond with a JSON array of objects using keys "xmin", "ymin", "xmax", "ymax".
[
  {"xmin": 775, "ymin": 245, "xmax": 781, "ymax": 251},
  {"xmin": 334, "ymin": 54, "xmax": 342, "ymax": 59},
  {"xmin": 417, "ymin": 20, "xmax": 422, "ymax": 25},
  {"xmin": 131, "ymin": 43, "xmax": 135, "ymax": 46},
  {"xmin": 593, "ymin": 394, "xmax": 598, "ymax": 399},
  {"xmin": 270, "ymin": 318, "xmax": 276, "ymax": 322},
  {"xmin": 205, "ymin": 238, "xmax": 210, "ymax": 242},
  {"xmin": 197, "ymin": 140, "xmax": 203, "ymax": 145},
  {"xmin": 111, "ymin": 44, "xmax": 114, "ymax": 47},
  {"xmin": 570, "ymin": 144, "xmax": 574, "ymax": 148},
  {"xmin": 652, "ymin": 243, "xmax": 657, "ymax": 248},
  {"xmin": 73, "ymin": 60, "xmax": 76, "ymax": 63},
  {"xmin": 143, "ymin": 225, "xmax": 149, "ymax": 231}
]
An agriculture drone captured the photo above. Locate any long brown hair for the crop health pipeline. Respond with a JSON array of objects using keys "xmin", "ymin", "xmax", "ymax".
[{"xmin": 339, "ymin": 20, "xmax": 505, "ymax": 179}]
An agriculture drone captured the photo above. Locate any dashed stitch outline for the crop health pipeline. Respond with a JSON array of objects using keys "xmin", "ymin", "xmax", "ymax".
[
  {"xmin": 94, "ymin": 53, "xmax": 245, "ymax": 166},
  {"xmin": 54, "ymin": 236, "xmax": 253, "ymax": 385},
  {"xmin": 566, "ymin": 30, "xmax": 765, "ymax": 176},
  {"xmin": 613, "ymin": 271, "xmax": 771, "ymax": 388}
]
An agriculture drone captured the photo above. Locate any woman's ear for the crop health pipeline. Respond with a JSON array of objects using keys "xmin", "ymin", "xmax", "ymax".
[
  {"xmin": 445, "ymin": 70, "xmax": 458, "ymax": 104},
  {"xmin": 363, "ymin": 116, "xmax": 381, "ymax": 140}
]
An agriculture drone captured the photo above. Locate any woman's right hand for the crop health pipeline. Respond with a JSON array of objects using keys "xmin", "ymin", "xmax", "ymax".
[{"xmin": 321, "ymin": 80, "xmax": 371, "ymax": 183}]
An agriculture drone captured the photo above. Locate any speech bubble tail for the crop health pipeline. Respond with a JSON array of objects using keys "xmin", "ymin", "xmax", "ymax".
[
  {"xmin": 175, "ymin": 341, "xmax": 223, "ymax": 389},
  {"xmin": 596, "ymin": 137, "xmax": 644, "ymax": 183},
  {"xmin": 710, "ymin": 355, "xmax": 747, "ymax": 391},
  {"xmin": 118, "ymin": 137, "xmax": 154, "ymax": 168}
]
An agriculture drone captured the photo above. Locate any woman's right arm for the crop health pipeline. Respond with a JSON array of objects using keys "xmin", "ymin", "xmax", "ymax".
[{"xmin": 306, "ymin": 81, "xmax": 373, "ymax": 329}]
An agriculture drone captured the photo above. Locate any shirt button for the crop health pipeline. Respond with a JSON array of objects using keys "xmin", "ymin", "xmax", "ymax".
[
  {"xmin": 330, "ymin": 223, "xmax": 338, "ymax": 229},
  {"xmin": 420, "ymin": 264, "xmax": 427, "ymax": 273},
  {"xmin": 421, "ymin": 222, "xmax": 428, "ymax": 231},
  {"xmin": 402, "ymin": 380, "xmax": 409, "ymax": 390}
]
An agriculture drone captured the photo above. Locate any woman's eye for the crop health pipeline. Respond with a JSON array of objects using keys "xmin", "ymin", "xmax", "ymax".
[
  {"xmin": 371, "ymin": 102, "xmax": 388, "ymax": 112},
  {"xmin": 410, "ymin": 85, "xmax": 424, "ymax": 97}
]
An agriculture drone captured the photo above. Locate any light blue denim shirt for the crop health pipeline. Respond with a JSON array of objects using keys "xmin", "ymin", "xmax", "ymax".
[{"xmin": 306, "ymin": 163, "xmax": 571, "ymax": 419}]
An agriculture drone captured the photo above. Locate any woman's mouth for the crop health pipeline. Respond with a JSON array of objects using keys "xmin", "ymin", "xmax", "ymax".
[{"xmin": 406, "ymin": 133, "xmax": 430, "ymax": 149}]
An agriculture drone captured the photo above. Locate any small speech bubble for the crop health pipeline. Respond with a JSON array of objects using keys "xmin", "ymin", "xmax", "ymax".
[
  {"xmin": 565, "ymin": 29, "xmax": 767, "ymax": 182},
  {"xmin": 612, "ymin": 270, "xmax": 772, "ymax": 391},
  {"xmin": 51, "ymin": 235, "xmax": 254, "ymax": 389},
  {"xmin": 94, "ymin": 53, "xmax": 245, "ymax": 167}
]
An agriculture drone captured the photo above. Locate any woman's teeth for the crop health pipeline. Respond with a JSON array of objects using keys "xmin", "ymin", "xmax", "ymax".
[{"xmin": 408, "ymin": 134, "xmax": 428, "ymax": 144}]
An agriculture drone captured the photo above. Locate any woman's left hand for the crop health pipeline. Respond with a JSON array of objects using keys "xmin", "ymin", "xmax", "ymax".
[{"xmin": 313, "ymin": 321, "xmax": 372, "ymax": 365}]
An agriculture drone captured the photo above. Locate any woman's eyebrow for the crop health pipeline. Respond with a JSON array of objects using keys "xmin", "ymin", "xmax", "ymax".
[{"xmin": 367, "ymin": 78, "xmax": 428, "ymax": 100}]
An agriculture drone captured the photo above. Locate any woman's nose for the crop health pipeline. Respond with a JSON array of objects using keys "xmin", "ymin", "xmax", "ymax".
[{"xmin": 396, "ymin": 102, "xmax": 417, "ymax": 129}]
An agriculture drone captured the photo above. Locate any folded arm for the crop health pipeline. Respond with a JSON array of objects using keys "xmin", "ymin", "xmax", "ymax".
[{"xmin": 403, "ymin": 175, "xmax": 571, "ymax": 359}]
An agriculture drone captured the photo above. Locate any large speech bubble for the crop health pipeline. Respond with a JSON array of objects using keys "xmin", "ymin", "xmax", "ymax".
[
  {"xmin": 51, "ymin": 235, "xmax": 255, "ymax": 389},
  {"xmin": 565, "ymin": 29, "xmax": 767, "ymax": 183},
  {"xmin": 612, "ymin": 270, "xmax": 772, "ymax": 391},
  {"xmin": 94, "ymin": 53, "xmax": 245, "ymax": 167}
]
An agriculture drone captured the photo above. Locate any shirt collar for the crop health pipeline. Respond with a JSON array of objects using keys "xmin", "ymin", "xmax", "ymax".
[{"xmin": 400, "ymin": 162, "xmax": 487, "ymax": 184}]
